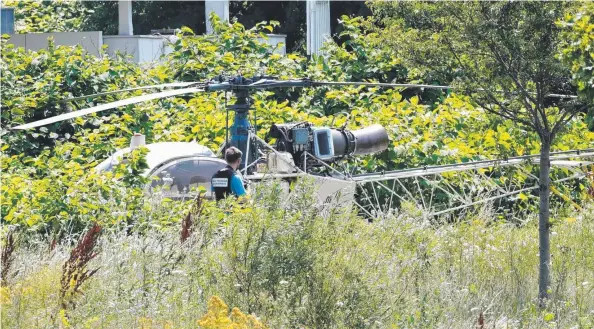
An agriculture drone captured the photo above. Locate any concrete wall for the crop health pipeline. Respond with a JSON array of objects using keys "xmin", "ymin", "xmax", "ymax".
[
  {"xmin": 5, "ymin": 32, "xmax": 287, "ymax": 62},
  {"xmin": 5, "ymin": 32, "xmax": 103, "ymax": 56},
  {"xmin": 103, "ymin": 35, "xmax": 171, "ymax": 63}
]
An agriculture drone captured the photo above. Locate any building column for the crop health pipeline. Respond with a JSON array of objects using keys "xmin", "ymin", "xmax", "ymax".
[
  {"xmin": 205, "ymin": 0, "xmax": 230, "ymax": 34},
  {"xmin": 306, "ymin": 0, "xmax": 331, "ymax": 55},
  {"xmin": 118, "ymin": 0, "xmax": 133, "ymax": 36}
]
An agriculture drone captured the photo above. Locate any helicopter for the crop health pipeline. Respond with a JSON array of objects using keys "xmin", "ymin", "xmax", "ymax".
[{"xmin": 10, "ymin": 74, "xmax": 594, "ymax": 219}]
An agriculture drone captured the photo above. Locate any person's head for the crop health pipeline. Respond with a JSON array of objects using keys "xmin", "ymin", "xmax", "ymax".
[{"xmin": 225, "ymin": 147, "xmax": 243, "ymax": 170}]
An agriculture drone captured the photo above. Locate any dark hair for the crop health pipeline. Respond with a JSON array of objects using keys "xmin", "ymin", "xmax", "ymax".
[{"xmin": 225, "ymin": 146, "xmax": 243, "ymax": 164}]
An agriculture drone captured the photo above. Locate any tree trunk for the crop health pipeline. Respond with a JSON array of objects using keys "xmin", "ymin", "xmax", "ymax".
[{"xmin": 538, "ymin": 140, "xmax": 551, "ymax": 305}]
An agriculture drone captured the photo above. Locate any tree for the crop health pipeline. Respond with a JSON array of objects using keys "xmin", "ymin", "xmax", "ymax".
[{"xmin": 371, "ymin": 1, "xmax": 591, "ymax": 304}]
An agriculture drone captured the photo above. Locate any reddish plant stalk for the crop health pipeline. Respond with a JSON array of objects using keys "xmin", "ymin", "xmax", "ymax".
[
  {"xmin": 181, "ymin": 193, "xmax": 204, "ymax": 243},
  {"xmin": 477, "ymin": 312, "xmax": 485, "ymax": 329},
  {"xmin": 59, "ymin": 223, "xmax": 102, "ymax": 310},
  {"xmin": 1, "ymin": 229, "xmax": 16, "ymax": 286}
]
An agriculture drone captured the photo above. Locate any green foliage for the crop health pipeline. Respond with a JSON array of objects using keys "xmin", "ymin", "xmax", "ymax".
[
  {"xmin": 2, "ymin": 14, "xmax": 593, "ymax": 233},
  {"xmin": 558, "ymin": 3, "xmax": 594, "ymax": 130},
  {"xmin": 0, "ymin": 143, "xmax": 153, "ymax": 237},
  {"xmin": 0, "ymin": 37, "xmax": 145, "ymax": 155},
  {"xmin": 3, "ymin": 0, "xmax": 90, "ymax": 33},
  {"xmin": 2, "ymin": 9, "xmax": 594, "ymax": 328},
  {"xmin": 369, "ymin": 1, "xmax": 589, "ymax": 142},
  {"xmin": 365, "ymin": 5, "xmax": 593, "ymax": 292}
]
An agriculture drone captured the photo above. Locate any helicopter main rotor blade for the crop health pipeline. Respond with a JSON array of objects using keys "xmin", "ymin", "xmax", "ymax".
[
  {"xmin": 246, "ymin": 79, "xmax": 309, "ymax": 89},
  {"xmin": 11, "ymin": 87, "xmax": 204, "ymax": 130},
  {"xmin": 64, "ymin": 82, "xmax": 202, "ymax": 102},
  {"xmin": 310, "ymin": 81, "xmax": 577, "ymax": 98},
  {"xmin": 244, "ymin": 79, "xmax": 578, "ymax": 98},
  {"xmin": 243, "ymin": 79, "xmax": 452, "ymax": 90},
  {"xmin": 311, "ymin": 81, "xmax": 452, "ymax": 89}
]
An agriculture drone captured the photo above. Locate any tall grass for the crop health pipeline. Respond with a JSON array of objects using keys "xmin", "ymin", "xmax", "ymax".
[{"xmin": 2, "ymin": 180, "xmax": 593, "ymax": 328}]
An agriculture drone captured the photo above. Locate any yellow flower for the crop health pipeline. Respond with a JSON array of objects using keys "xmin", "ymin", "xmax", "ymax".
[
  {"xmin": 139, "ymin": 317, "xmax": 153, "ymax": 329},
  {"xmin": 59, "ymin": 309, "xmax": 71, "ymax": 328},
  {"xmin": 197, "ymin": 296, "xmax": 266, "ymax": 329},
  {"xmin": 0, "ymin": 286, "xmax": 11, "ymax": 305}
]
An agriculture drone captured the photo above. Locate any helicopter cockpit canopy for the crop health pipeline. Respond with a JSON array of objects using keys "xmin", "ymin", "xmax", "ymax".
[{"xmin": 96, "ymin": 142, "xmax": 227, "ymax": 198}]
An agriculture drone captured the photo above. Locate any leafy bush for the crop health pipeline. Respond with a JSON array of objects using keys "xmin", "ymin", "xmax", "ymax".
[
  {"xmin": 2, "ymin": 14, "xmax": 593, "ymax": 233},
  {"xmin": 3, "ymin": 0, "xmax": 90, "ymax": 33}
]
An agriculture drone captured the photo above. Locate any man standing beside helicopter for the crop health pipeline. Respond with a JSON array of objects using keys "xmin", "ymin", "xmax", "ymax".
[{"xmin": 211, "ymin": 147, "xmax": 247, "ymax": 201}]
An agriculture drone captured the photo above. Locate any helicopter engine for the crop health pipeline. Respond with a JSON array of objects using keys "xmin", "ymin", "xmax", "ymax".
[{"xmin": 267, "ymin": 122, "xmax": 390, "ymax": 171}]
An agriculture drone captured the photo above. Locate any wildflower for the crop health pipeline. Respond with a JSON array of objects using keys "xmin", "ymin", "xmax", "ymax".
[
  {"xmin": 0, "ymin": 286, "xmax": 11, "ymax": 305},
  {"xmin": 139, "ymin": 317, "xmax": 153, "ymax": 329},
  {"xmin": 197, "ymin": 296, "xmax": 267, "ymax": 329},
  {"xmin": 59, "ymin": 309, "xmax": 71, "ymax": 328}
]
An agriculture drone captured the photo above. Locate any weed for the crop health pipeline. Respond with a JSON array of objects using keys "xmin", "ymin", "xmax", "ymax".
[
  {"xmin": 1, "ymin": 228, "xmax": 16, "ymax": 285},
  {"xmin": 59, "ymin": 223, "xmax": 101, "ymax": 311}
]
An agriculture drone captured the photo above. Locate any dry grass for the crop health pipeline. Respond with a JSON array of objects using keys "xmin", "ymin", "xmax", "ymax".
[{"xmin": 2, "ymin": 185, "xmax": 593, "ymax": 328}]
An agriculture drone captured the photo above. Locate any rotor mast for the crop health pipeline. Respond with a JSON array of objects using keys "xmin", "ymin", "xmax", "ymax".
[{"xmin": 206, "ymin": 75, "xmax": 256, "ymax": 171}]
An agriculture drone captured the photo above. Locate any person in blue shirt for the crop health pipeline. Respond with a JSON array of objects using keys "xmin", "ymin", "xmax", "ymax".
[{"xmin": 211, "ymin": 147, "xmax": 247, "ymax": 200}]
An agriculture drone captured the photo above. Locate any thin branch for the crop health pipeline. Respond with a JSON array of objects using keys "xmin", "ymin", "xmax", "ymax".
[
  {"xmin": 441, "ymin": 36, "xmax": 535, "ymax": 128},
  {"xmin": 473, "ymin": 98, "xmax": 535, "ymax": 129},
  {"xmin": 552, "ymin": 104, "xmax": 587, "ymax": 137}
]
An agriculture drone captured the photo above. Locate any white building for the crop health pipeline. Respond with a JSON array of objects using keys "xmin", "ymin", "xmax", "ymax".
[{"xmin": 4, "ymin": 0, "xmax": 330, "ymax": 63}]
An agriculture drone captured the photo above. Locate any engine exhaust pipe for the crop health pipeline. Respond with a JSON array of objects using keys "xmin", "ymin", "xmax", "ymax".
[{"xmin": 331, "ymin": 124, "xmax": 390, "ymax": 157}]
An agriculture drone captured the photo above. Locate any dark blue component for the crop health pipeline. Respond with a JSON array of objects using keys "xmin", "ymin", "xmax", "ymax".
[
  {"xmin": 230, "ymin": 111, "xmax": 250, "ymax": 143},
  {"xmin": 230, "ymin": 109, "xmax": 252, "ymax": 170},
  {"xmin": 1, "ymin": 8, "xmax": 15, "ymax": 34}
]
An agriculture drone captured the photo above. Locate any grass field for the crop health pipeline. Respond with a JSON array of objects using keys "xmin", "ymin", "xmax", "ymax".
[{"xmin": 2, "ymin": 186, "xmax": 593, "ymax": 329}]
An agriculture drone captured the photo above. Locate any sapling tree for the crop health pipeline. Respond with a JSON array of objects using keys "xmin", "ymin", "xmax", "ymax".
[{"xmin": 371, "ymin": 1, "xmax": 591, "ymax": 303}]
